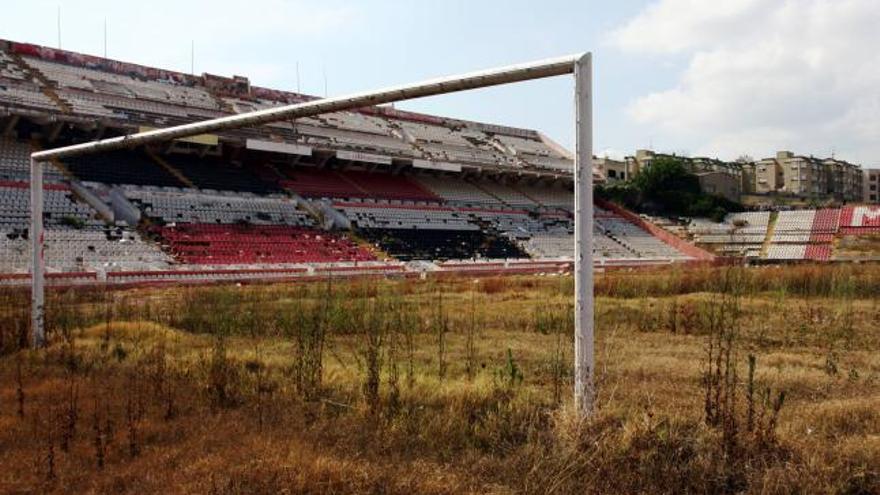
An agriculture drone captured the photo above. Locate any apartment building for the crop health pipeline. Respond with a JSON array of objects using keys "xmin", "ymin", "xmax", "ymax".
[
  {"xmin": 623, "ymin": 149, "xmax": 654, "ymax": 177},
  {"xmin": 600, "ymin": 148, "xmax": 863, "ymax": 204},
  {"xmin": 744, "ymin": 151, "xmax": 862, "ymax": 202},
  {"xmin": 740, "ymin": 162, "xmax": 756, "ymax": 194},
  {"xmin": 696, "ymin": 171, "xmax": 741, "ymax": 202},
  {"xmin": 594, "ymin": 156, "xmax": 631, "ymax": 182},
  {"xmin": 621, "ymin": 149, "xmax": 745, "ymax": 199},
  {"xmin": 782, "ymin": 152, "xmax": 827, "ymax": 196},
  {"xmin": 865, "ymin": 168, "xmax": 880, "ymax": 204},
  {"xmin": 751, "ymin": 154, "xmax": 784, "ymax": 194},
  {"xmin": 823, "ymin": 158, "xmax": 863, "ymax": 202}
]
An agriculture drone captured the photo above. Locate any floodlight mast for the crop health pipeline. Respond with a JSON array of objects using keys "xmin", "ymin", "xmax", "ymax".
[{"xmin": 29, "ymin": 52, "xmax": 595, "ymax": 415}]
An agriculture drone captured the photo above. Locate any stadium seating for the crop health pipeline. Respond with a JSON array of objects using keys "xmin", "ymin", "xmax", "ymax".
[
  {"xmin": 457, "ymin": 204, "xmax": 689, "ymax": 260},
  {"xmin": 0, "ymin": 50, "xmax": 29, "ymax": 81},
  {"xmin": 685, "ymin": 208, "xmax": 846, "ymax": 261},
  {"xmin": 494, "ymin": 133, "xmax": 575, "ymax": 170},
  {"xmin": 278, "ymin": 167, "xmax": 365, "ymax": 199},
  {"xmin": 279, "ymin": 167, "xmax": 439, "ymax": 201},
  {"xmin": 357, "ymin": 227, "xmax": 526, "ymax": 261},
  {"xmin": 470, "ymin": 180, "xmax": 538, "ymax": 208},
  {"xmin": 691, "ymin": 212, "xmax": 770, "ymax": 258},
  {"xmin": 415, "ymin": 175, "xmax": 501, "ymax": 205},
  {"xmin": 341, "ymin": 170, "xmax": 439, "ymax": 202},
  {"xmin": 812, "ymin": 208, "xmax": 840, "ymax": 238},
  {"xmin": 160, "ymin": 154, "xmax": 282, "ymax": 195},
  {"xmin": 419, "ymin": 175, "xmax": 548, "ymax": 210},
  {"xmin": 765, "ymin": 209, "xmax": 839, "ymax": 260},
  {"xmin": 0, "ymin": 140, "xmax": 180, "ymax": 273},
  {"xmin": 332, "ymin": 201, "xmax": 527, "ymax": 261},
  {"xmin": 317, "ymin": 111, "xmax": 394, "ymax": 135},
  {"xmin": 766, "ymin": 243, "xmax": 831, "ymax": 261},
  {"xmin": 336, "ymin": 203, "xmax": 474, "ymax": 231},
  {"xmin": 1, "ymin": 227, "xmax": 173, "ymax": 273},
  {"xmin": 0, "ymin": 181, "xmax": 99, "ymax": 231},
  {"xmin": 394, "ymin": 120, "xmax": 508, "ymax": 166},
  {"xmin": 0, "ymin": 80, "xmax": 59, "ymax": 112},
  {"xmin": 805, "ymin": 244, "xmax": 832, "ymax": 261},
  {"xmin": 2, "ymin": 39, "xmax": 593, "ymax": 177},
  {"xmin": 23, "ymin": 56, "xmax": 220, "ymax": 110},
  {"xmin": 399, "ymin": 121, "xmax": 475, "ymax": 148},
  {"xmin": 0, "ymin": 39, "xmax": 719, "ymax": 281},
  {"xmin": 840, "ymin": 206, "xmax": 880, "ymax": 234},
  {"xmin": 59, "ymin": 90, "xmax": 119, "ymax": 118},
  {"xmin": 512, "ymin": 183, "xmax": 574, "ymax": 209},
  {"xmin": 771, "ymin": 210, "xmax": 816, "ymax": 243},
  {"xmin": 419, "ymin": 142, "xmax": 506, "ymax": 166},
  {"xmin": 766, "ymin": 244, "xmax": 807, "ymax": 260},
  {"xmin": 0, "ymin": 179, "xmax": 172, "ymax": 272},
  {"xmin": 596, "ymin": 215, "xmax": 689, "ymax": 260},
  {"xmin": 295, "ymin": 123, "xmax": 415, "ymax": 155},
  {"xmin": 64, "ymin": 149, "xmax": 184, "ymax": 187},
  {"xmin": 153, "ymin": 224, "xmax": 374, "ymax": 265},
  {"xmin": 1, "ymin": 139, "xmax": 66, "ymax": 183},
  {"xmin": 67, "ymin": 88, "xmax": 196, "ymax": 119},
  {"xmin": 125, "ymin": 188, "xmax": 314, "ymax": 226},
  {"xmin": 323, "ymin": 178, "xmax": 689, "ymax": 261}
]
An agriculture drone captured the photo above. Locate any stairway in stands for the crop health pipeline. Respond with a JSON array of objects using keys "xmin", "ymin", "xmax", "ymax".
[
  {"xmin": 9, "ymin": 52, "xmax": 73, "ymax": 114},
  {"xmin": 469, "ymin": 180, "xmax": 512, "ymax": 207},
  {"xmin": 334, "ymin": 171, "xmax": 372, "ymax": 197},
  {"xmin": 760, "ymin": 211, "xmax": 779, "ymax": 258},
  {"xmin": 511, "ymin": 184, "xmax": 545, "ymax": 208}
]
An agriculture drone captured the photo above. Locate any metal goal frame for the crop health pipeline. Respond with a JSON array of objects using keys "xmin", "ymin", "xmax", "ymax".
[{"xmin": 29, "ymin": 53, "xmax": 595, "ymax": 415}]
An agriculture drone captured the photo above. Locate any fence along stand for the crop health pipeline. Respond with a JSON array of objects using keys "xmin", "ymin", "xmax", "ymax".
[{"xmin": 573, "ymin": 53, "xmax": 594, "ymax": 416}]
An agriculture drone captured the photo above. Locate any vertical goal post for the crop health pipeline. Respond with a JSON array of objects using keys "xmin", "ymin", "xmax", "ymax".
[{"xmin": 29, "ymin": 52, "xmax": 595, "ymax": 415}]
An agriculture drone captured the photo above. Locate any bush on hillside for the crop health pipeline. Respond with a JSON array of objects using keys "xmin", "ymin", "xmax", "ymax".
[{"xmin": 598, "ymin": 156, "xmax": 742, "ymax": 221}]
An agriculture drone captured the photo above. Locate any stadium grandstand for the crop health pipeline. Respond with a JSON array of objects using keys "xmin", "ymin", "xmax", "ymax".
[
  {"xmin": 679, "ymin": 206, "xmax": 880, "ymax": 262},
  {"xmin": 1, "ymin": 38, "xmax": 712, "ymax": 286}
]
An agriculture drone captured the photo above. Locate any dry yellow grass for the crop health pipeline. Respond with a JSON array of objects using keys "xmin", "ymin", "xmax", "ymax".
[{"xmin": 0, "ymin": 265, "xmax": 878, "ymax": 493}]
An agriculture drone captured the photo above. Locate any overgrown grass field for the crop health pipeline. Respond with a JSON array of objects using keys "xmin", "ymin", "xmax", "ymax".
[{"xmin": 1, "ymin": 264, "xmax": 879, "ymax": 493}]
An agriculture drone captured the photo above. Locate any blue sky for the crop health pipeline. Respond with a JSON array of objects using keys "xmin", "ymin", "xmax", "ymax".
[{"xmin": 2, "ymin": 0, "xmax": 878, "ymax": 166}]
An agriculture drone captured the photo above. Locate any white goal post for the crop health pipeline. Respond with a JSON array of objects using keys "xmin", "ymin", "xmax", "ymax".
[{"xmin": 29, "ymin": 53, "xmax": 595, "ymax": 415}]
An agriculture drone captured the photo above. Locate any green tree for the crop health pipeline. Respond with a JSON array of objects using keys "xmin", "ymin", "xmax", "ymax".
[
  {"xmin": 633, "ymin": 156, "xmax": 701, "ymax": 215},
  {"xmin": 604, "ymin": 155, "xmax": 742, "ymax": 219}
]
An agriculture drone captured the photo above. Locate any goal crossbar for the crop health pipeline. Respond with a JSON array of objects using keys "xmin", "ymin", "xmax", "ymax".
[{"xmin": 29, "ymin": 52, "xmax": 595, "ymax": 414}]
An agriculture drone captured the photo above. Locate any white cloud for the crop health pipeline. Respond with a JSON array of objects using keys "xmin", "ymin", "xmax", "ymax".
[
  {"xmin": 611, "ymin": 0, "xmax": 880, "ymax": 165},
  {"xmin": 611, "ymin": 0, "xmax": 766, "ymax": 54}
]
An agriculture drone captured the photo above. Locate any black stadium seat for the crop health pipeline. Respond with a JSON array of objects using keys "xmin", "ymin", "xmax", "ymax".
[
  {"xmin": 163, "ymin": 154, "xmax": 282, "ymax": 194},
  {"xmin": 64, "ymin": 149, "xmax": 183, "ymax": 187},
  {"xmin": 358, "ymin": 228, "xmax": 527, "ymax": 261}
]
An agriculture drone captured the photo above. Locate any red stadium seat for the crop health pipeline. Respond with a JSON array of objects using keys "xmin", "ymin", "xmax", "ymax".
[
  {"xmin": 152, "ymin": 224, "xmax": 376, "ymax": 265},
  {"xmin": 279, "ymin": 167, "xmax": 439, "ymax": 202}
]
